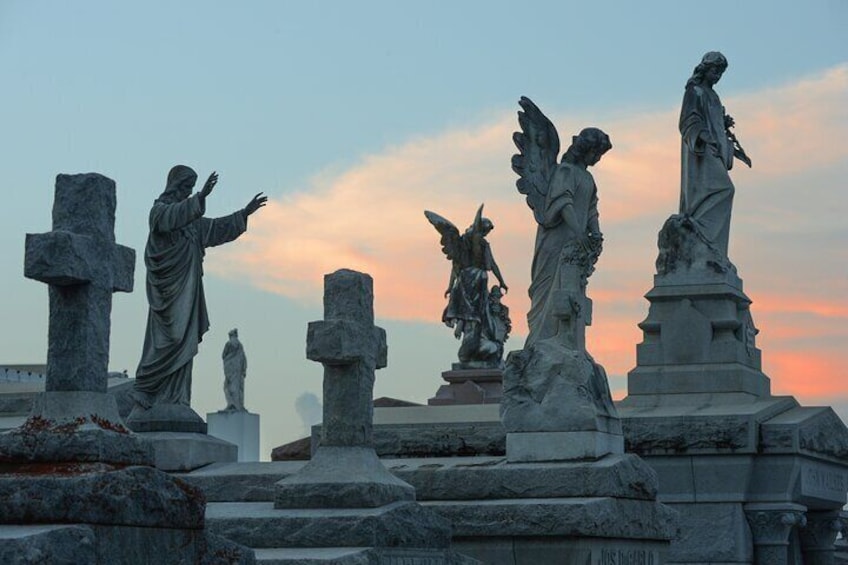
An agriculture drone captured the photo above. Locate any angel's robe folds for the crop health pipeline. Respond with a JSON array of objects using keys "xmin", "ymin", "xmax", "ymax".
[
  {"xmin": 135, "ymin": 193, "xmax": 247, "ymax": 407},
  {"xmin": 526, "ymin": 162, "xmax": 599, "ymax": 346},
  {"xmin": 679, "ymin": 82, "xmax": 735, "ymax": 257}
]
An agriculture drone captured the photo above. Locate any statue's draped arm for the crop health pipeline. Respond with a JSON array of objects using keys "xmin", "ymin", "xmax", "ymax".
[
  {"xmin": 679, "ymin": 85, "xmax": 709, "ymax": 156},
  {"xmin": 199, "ymin": 211, "xmax": 247, "ymax": 248},
  {"xmin": 150, "ymin": 193, "xmax": 205, "ymax": 233}
]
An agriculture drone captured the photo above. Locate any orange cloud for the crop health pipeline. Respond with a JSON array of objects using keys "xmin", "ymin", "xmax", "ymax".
[{"xmin": 208, "ymin": 65, "xmax": 848, "ymax": 398}]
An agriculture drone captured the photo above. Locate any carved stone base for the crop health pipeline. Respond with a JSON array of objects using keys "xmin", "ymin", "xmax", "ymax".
[
  {"xmin": 275, "ymin": 446, "xmax": 414, "ymax": 509},
  {"xmin": 428, "ymin": 368, "xmax": 503, "ymax": 406}
]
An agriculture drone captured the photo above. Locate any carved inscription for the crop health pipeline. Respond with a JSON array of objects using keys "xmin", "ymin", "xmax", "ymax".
[
  {"xmin": 802, "ymin": 464, "xmax": 846, "ymax": 501},
  {"xmin": 596, "ymin": 548, "xmax": 657, "ymax": 565}
]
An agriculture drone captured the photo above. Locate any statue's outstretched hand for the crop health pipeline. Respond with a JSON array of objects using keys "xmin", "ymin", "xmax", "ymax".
[
  {"xmin": 200, "ymin": 172, "xmax": 218, "ymax": 199},
  {"xmin": 244, "ymin": 193, "xmax": 268, "ymax": 216}
]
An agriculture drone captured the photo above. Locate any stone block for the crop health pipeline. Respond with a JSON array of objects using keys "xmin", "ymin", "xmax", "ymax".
[
  {"xmin": 0, "ymin": 465, "xmax": 205, "ymax": 527},
  {"xmin": 506, "ymin": 430, "xmax": 623, "ymax": 462},
  {"xmin": 137, "ymin": 431, "xmax": 237, "ymax": 471},
  {"xmin": 453, "ymin": 537, "xmax": 666, "ymax": 565},
  {"xmin": 206, "ymin": 500, "xmax": 451, "ymax": 550},
  {"xmin": 208, "ymin": 410, "xmax": 260, "ymax": 462},
  {"xmin": 665, "ymin": 502, "xmax": 753, "ymax": 563},
  {"xmin": 0, "ymin": 524, "xmax": 96, "ymax": 565},
  {"xmin": 691, "ymin": 455, "xmax": 756, "ymax": 502}
]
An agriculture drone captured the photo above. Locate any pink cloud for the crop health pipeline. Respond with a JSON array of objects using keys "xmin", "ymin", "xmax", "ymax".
[{"xmin": 209, "ymin": 65, "xmax": 847, "ymax": 394}]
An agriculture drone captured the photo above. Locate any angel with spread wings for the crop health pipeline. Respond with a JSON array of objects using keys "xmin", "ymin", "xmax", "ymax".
[
  {"xmin": 425, "ymin": 205, "xmax": 509, "ymax": 367},
  {"xmin": 512, "ymin": 97, "xmax": 612, "ymax": 348}
]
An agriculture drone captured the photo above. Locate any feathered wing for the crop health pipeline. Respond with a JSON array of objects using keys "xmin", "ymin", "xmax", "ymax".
[
  {"xmin": 511, "ymin": 96, "xmax": 560, "ymax": 224},
  {"xmin": 424, "ymin": 210, "xmax": 468, "ymax": 266}
]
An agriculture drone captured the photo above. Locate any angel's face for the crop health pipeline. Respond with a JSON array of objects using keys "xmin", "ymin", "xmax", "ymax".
[{"xmin": 583, "ymin": 149, "xmax": 603, "ymax": 167}]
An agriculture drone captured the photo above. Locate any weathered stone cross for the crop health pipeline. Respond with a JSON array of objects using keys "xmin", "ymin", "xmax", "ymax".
[
  {"xmin": 306, "ymin": 269, "xmax": 387, "ymax": 447},
  {"xmin": 24, "ymin": 173, "xmax": 135, "ymax": 393}
]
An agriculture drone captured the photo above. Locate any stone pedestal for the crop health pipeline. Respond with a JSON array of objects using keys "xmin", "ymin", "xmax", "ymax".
[
  {"xmin": 619, "ymin": 215, "xmax": 848, "ymax": 564},
  {"xmin": 428, "ymin": 367, "xmax": 503, "ymax": 405},
  {"xmin": 208, "ymin": 409, "xmax": 260, "ymax": 462},
  {"xmin": 128, "ymin": 404, "xmax": 238, "ymax": 471}
]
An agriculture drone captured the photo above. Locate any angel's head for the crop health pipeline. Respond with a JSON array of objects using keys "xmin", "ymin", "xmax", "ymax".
[
  {"xmin": 562, "ymin": 128, "xmax": 612, "ymax": 168},
  {"xmin": 687, "ymin": 51, "xmax": 728, "ymax": 88}
]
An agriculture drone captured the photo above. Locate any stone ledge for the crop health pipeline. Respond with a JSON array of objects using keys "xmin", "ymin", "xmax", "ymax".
[
  {"xmin": 0, "ymin": 465, "xmax": 205, "ymax": 527},
  {"xmin": 206, "ymin": 501, "xmax": 451, "ymax": 550},
  {"xmin": 424, "ymin": 496, "xmax": 678, "ymax": 540}
]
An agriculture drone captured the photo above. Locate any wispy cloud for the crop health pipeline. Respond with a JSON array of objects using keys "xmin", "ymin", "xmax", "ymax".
[{"xmin": 210, "ymin": 64, "xmax": 848, "ymax": 399}]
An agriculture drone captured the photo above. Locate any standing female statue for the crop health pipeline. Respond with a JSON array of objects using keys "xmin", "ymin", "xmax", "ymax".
[{"xmin": 679, "ymin": 51, "xmax": 751, "ymax": 258}]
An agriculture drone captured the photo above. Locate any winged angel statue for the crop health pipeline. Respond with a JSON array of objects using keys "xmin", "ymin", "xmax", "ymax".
[
  {"xmin": 425, "ymin": 205, "xmax": 510, "ymax": 368},
  {"xmin": 512, "ymin": 97, "xmax": 612, "ymax": 348}
]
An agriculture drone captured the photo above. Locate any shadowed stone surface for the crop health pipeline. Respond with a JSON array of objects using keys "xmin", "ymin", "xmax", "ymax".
[
  {"xmin": 208, "ymin": 501, "xmax": 451, "ymax": 549},
  {"xmin": 0, "ymin": 464, "xmax": 205, "ymax": 527},
  {"xmin": 0, "ymin": 525, "xmax": 96, "ymax": 565},
  {"xmin": 187, "ymin": 454, "xmax": 658, "ymax": 503}
]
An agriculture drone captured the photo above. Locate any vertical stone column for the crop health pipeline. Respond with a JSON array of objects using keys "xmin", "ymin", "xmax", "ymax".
[
  {"xmin": 799, "ymin": 510, "xmax": 841, "ymax": 565},
  {"xmin": 745, "ymin": 503, "xmax": 806, "ymax": 565}
]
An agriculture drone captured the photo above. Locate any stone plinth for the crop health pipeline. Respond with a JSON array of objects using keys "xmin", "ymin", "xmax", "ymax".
[
  {"xmin": 619, "ymin": 216, "xmax": 848, "ymax": 564},
  {"xmin": 428, "ymin": 367, "xmax": 503, "ymax": 406},
  {"xmin": 208, "ymin": 410, "xmax": 260, "ymax": 462},
  {"xmin": 128, "ymin": 403, "xmax": 238, "ymax": 471}
]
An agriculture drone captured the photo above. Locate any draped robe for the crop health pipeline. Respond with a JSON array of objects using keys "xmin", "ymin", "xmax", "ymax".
[
  {"xmin": 679, "ymin": 82, "xmax": 735, "ymax": 257},
  {"xmin": 526, "ymin": 162, "xmax": 599, "ymax": 347},
  {"xmin": 135, "ymin": 193, "xmax": 247, "ymax": 406}
]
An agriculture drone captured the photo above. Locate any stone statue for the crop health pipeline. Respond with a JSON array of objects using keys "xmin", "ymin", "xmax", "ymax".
[
  {"xmin": 133, "ymin": 166, "xmax": 266, "ymax": 410},
  {"xmin": 222, "ymin": 328, "xmax": 247, "ymax": 411},
  {"xmin": 425, "ymin": 205, "xmax": 510, "ymax": 368},
  {"xmin": 679, "ymin": 51, "xmax": 751, "ymax": 259},
  {"xmin": 511, "ymin": 97, "xmax": 612, "ymax": 348}
]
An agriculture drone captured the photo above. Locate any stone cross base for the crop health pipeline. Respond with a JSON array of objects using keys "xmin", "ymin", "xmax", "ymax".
[
  {"xmin": 207, "ymin": 410, "xmax": 260, "ymax": 462},
  {"xmin": 274, "ymin": 446, "xmax": 414, "ymax": 509},
  {"xmin": 506, "ymin": 431, "xmax": 624, "ymax": 463}
]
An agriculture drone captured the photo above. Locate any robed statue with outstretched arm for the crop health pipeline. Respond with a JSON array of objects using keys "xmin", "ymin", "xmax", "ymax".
[
  {"xmin": 132, "ymin": 166, "xmax": 266, "ymax": 414},
  {"xmin": 425, "ymin": 204, "xmax": 510, "ymax": 368}
]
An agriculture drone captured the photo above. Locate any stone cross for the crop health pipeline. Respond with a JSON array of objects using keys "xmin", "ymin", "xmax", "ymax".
[
  {"xmin": 306, "ymin": 269, "xmax": 387, "ymax": 447},
  {"xmin": 550, "ymin": 263, "xmax": 592, "ymax": 352},
  {"xmin": 24, "ymin": 174, "xmax": 134, "ymax": 393}
]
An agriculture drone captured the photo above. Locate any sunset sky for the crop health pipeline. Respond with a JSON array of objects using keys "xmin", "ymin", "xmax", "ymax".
[{"xmin": 0, "ymin": 2, "xmax": 845, "ymax": 458}]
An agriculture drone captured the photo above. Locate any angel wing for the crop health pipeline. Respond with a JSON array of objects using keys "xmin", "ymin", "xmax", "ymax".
[
  {"xmin": 511, "ymin": 96, "xmax": 560, "ymax": 224},
  {"xmin": 424, "ymin": 210, "xmax": 469, "ymax": 267}
]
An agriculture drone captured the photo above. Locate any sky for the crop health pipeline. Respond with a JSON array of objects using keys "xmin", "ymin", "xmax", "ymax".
[{"xmin": 0, "ymin": 2, "xmax": 846, "ymax": 459}]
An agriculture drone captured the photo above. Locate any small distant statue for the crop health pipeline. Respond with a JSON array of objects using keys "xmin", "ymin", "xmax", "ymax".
[
  {"xmin": 133, "ymin": 166, "xmax": 266, "ymax": 411},
  {"xmin": 222, "ymin": 328, "xmax": 247, "ymax": 411},
  {"xmin": 425, "ymin": 205, "xmax": 510, "ymax": 368},
  {"xmin": 512, "ymin": 97, "xmax": 612, "ymax": 349},
  {"xmin": 679, "ymin": 51, "xmax": 751, "ymax": 259}
]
